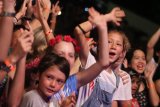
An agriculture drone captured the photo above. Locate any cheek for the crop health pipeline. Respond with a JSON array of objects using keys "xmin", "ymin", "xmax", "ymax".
[
  {"xmin": 55, "ymin": 84, "xmax": 64, "ymax": 92},
  {"xmin": 68, "ymin": 58, "xmax": 75, "ymax": 69},
  {"xmin": 131, "ymin": 60, "xmax": 137, "ymax": 66}
]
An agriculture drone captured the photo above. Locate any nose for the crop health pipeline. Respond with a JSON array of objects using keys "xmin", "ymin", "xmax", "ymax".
[
  {"xmin": 110, "ymin": 43, "xmax": 116, "ymax": 49},
  {"xmin": 50, "ymin": 80, "xmax": 56, "ymax": 88}
]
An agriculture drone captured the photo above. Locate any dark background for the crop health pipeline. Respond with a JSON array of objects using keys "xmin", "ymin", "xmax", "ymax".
[
  {"xmin": 16, "ymin": 0, "xmax": 160, "ymax": 50},
  {"xmin": 52, "ymin": 0, "xmax": 160, "ymax": 50}
]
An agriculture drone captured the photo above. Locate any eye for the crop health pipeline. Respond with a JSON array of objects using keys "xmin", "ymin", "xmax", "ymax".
[
  {"xmin": 133, "ymin": 56, "xmax": 139, "ymax": 60},
  {"xmin": 47, "ymin": 75, "xmax": 53, "ymax": 80},
  {"xmin": 47, "ymin": 75, "xmax": 54, "ymax": 80},
  {"xmin": 57, "ymin": 80, "xmax": 64, "ymax": 85},
  {"xmin": 69, "ymin": 54, "xmax": 74, "ymax": 58},
  {"xmin": 57, "ymin": 52, "xmax": 64, "ymax": 57},
  {"xmin": 117, "ymin": 43, "xmax": 122, "ymax": 46},
  {"xmin": 108, "ymin": 40, "xmax": 112, "ymax": 44}
]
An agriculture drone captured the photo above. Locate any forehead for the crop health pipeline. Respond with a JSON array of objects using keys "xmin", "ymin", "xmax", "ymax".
[
  {"xmin": 53, "ymin": 41, "xmax": 75, "ymax": 53},
  {"xmin": 43, "ymin": 65, "xmax": 66, "ymax": 80},
  {"xmin": 133, "ymin": 50, "xmax": 145, "ymax": 57},
  {"xmin": 131, "ymin": 76, "xmax": 140, "ymax": 81},
  {"xmin": 108, "ymin": 31, "xmax": 123, "ymax": 43}
]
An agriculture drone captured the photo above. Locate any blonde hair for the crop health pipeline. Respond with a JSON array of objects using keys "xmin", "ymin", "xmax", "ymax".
[
  {"xmin": 109, "ymin": 30, "xmax": 131, "ymax": 52},
  {"xmin": 32, "ymin": 27, "xmax": 47, "ymax": 55}
]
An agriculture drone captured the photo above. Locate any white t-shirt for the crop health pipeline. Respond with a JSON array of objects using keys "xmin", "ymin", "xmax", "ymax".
[
  {"xmin": 76, "ymin": 52, "xmax": 132, "ymax": 106},
  {"xmin": 20, "ymin": 90, "xmax": 59, "ymax": 107}
]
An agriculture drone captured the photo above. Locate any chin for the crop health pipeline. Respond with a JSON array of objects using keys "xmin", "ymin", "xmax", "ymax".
[{"xmin": 136, "ymin": 70, "xmax": 144, "ymax": 74}]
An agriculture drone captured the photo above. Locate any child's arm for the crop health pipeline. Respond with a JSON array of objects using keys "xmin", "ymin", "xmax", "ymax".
[
  {"xmin": 76, "ymin": 7, "xmax": 109, "ymax": 88},
  {"xmin": 13, "ymin": 0, "xmax": 27, "ymax": 25},
  {"xmin": 74, "ymin": 21, "xmax": 92, "ymax": 68},
  {"xmin": 0, "ymin": 0, "xmax": 15, "ymax": 60},
  {"xmin": 29, "ymin": 0, "xmax": 51, "ymax": 31},
  {"xmin": 147, "ymin": 28, "xmax": 160, "ymax": 63},
  {"xmin": 7, "ymin": 22, "xmax": 34, "ymax": 107},
  {"xmin": 144, "ymin": 60, "xmax": 160, "ymax": 107},
  {"xmin": 36, "ymin": 0, "xmax": 54, "ymax": 43},
  {"xmin": 74, "ymin": 7, "xmax": 125, "ymax": 69},
  {"xmin": 50, "ymin": 1, "xmax": 60, "ymax": 33}
]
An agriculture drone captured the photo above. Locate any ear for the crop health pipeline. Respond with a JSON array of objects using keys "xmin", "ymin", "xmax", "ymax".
[
  {"xmin": 156, "ymin": 51, "xmax": 160, "ymax": 57},
  {"xmin": 120, "ymin": 50, "xmax": 126, "ymax": 59}
]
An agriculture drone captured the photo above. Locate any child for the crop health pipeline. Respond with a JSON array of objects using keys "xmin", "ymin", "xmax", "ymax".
[
  {"xmin": 34, "ymin": 0, "xmax": 110, "ymax": 102},
  {"xmin": 128, "ymin": 69, "xmax": 141, "ymax": 107},
  {"xmin": 74, "ymin": 7, "xmax": 132, "ymax": 106},
  {"xmin": 20, "ymin": 52, "xmax": 72, "ymax": 107},
  {"xmin": 127, "ymin": 48, "xmax": 159, "ymax": 107}
]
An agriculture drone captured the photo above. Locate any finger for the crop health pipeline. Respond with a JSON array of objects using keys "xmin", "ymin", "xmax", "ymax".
[
  {"xmin": 88, "ymin": 7, "xmax": 95, "ymax": 17},
  {"xmin": 24, "ymin": 21, "xmax": 32, "ymax": 32},
  {"xmin": 21, "ymin": 31, "xmax": 33, "ymax": 41},
  {"xmin": 55, "ymin": 0, "xmax": 59, "ymax": 7},
  {"xmin": 122, "ymin": 75, "xmax": 129, "ymax": 81},
  {"xmin": 119, "ymin": 72, "xmax": 127, "ymax": 77},
  {"xmin": 123, "ymin": 80, "xmax": 129, "ymax": 85}
]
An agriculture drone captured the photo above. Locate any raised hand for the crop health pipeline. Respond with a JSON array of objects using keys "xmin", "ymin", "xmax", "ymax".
[
  {"xmin": 88, "ymin": 7, "xmax": 106, "ymax": 28},
  {"xmin": 59, "ymin": 92, "xmax": 76, "ymax": 107},
  {"xmin": 51, "ymin": 1, "xmax": 61, "ymax": 17},
  {"xmin": 105, "ymin": 7, "xmax": 125, "ymax": 26},
  {"xmin": 10, "ymin": 22, "xmax": 34, "ymax": 64},
  {"xmin": 116, "ymin": 69, "xmax": 129, "ymax": 84},
  {"xmin": 26, "ymin": 0, "xmax": 34, "ymax": 17},
  {"xmin": 34, "ymin": 0, "xmax": 44, "ymax": 21},
  {"xmin": 144, "ymin": 60, "xmax": 157, "ymax": 81},
  {"xmin": 15, "ymin": 0, "xmax": 27, "ymax": 21}
]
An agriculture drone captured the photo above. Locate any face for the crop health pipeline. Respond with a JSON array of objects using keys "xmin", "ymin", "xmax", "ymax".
[
  {"xmin": 131, "ymin": 77, "xmax": 140, "ymax": 94},
  {"xmin": 131, "ymin": 49, "xmax": 146, "ymax": 74},
  {"xmin": 108, "ymin": 31, "xmax": 124, "ymax": 64},
  {"xmin": 53, "ymin": 41, "xmax": 76, "ymax": 69},
  {"xmin": 38, "ymin": 65, "xmax": 66, "ymax": 99}
]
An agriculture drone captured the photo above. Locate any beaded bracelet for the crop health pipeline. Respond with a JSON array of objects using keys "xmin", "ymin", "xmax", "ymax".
[
  {"xmin": 0, "ymin": 75, "xmax": 8, "ymax": 96},
  {"xmin": 45, "ymin": 29, "xmax": 53, "ymax": 36},
  {"xmin": 0, "ymin": 61, "xmax": 11, "ymax": 73}
]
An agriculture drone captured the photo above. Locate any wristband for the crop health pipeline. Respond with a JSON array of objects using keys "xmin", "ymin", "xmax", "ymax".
[
  {"xmin": 0, "ymin": 11, "xmax": 16, "ymax": 17},
  {"xmin": 4, "ymin": 58, "xmax": 15, "ymax": 72}
]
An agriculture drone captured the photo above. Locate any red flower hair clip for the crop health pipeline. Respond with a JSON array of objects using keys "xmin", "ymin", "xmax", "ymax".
[
  {"xmin": 49, "ymin": 35, "xmax": 80, "ymax": 53},
  {"xmin": 26, "ymin": 57, "xmax": 41, "ymax": 69}
]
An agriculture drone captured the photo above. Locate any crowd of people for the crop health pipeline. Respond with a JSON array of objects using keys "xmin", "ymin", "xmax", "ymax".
[{"xmin": 0, "ymin": 0, "xmax": 159, "ymax": 107}]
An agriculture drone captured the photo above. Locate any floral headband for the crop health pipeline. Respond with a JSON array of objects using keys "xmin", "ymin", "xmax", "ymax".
[
  {"xmin": 49, "ymin": 35, "xmax": 80, "ymax": 53},
  {"xmin": 26, "ymin": 57, "xmax": 41, "ymax": 69}
]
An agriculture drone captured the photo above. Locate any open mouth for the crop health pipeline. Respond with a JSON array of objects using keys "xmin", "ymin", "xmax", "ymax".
[
  {"xmin": 137, "ymin": 64, "xmax": 144, "ymax": 70},
  {"xmin": 109, "ymin": 52, "xmax": 116, "ymax": 57}
]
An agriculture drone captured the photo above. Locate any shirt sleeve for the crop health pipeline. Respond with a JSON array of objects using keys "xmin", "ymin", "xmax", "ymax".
[{"xmin": 112, "ymin": 73, "xmax": 132, "ymax": 100}]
